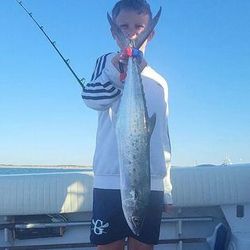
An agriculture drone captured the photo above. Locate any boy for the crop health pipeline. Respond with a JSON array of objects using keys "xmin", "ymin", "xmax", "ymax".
[{"xmin": 82, "ymin": 0, "xmax": 172, "ymax": 249}]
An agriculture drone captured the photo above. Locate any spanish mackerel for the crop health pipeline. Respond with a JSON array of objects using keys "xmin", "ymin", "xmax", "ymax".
[{"xmin": 107, "ymin": 9, "xmax": 162, "ymax": 235}]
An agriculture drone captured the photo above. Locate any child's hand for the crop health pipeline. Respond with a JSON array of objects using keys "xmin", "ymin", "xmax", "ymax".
[
  {"xmin": 111, "ymin": 51, "xmax": 147, "ymax": 74},
  {"xmin": 112, "ymin": 53, "xmax": 127, "ymax": 72},
  {"xmin": 164, "ymin": 204, "xmax": 174, "ymax": 214}
]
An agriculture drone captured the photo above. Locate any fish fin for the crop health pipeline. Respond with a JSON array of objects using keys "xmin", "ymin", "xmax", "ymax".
[
  {"xmin": 107, "ymin": 8, "xmax": 161, "ymax": 51},
  {"xmin": 135, "ymin": 7, "xmax": 162, "ymax": 49},
  {"xmin": 107, "ymin": 12, "xmax": 128, "ymax": 49},
  {"xmin": 148, "ymin": 113, "xmax": 156, "ymax": 136}
]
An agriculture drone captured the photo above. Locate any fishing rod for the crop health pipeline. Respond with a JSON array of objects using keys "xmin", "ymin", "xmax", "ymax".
[{"xmin": 16, "ymin": 0, "xmax": 85, "ymax": 88}]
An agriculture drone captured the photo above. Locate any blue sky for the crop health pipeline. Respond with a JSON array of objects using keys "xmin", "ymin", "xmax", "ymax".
[{"xmin": 0, "ymin": 0, "xmax": 249, "ymax": 166}]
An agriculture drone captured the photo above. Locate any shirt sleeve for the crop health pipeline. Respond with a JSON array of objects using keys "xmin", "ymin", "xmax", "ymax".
[
  {"xmin": 81, "ymin": 53, "xmax": 123, "ymax": 111},
  {"xmin": 162, "ymin": 81, "xmax": 173, "ymax": 205}
]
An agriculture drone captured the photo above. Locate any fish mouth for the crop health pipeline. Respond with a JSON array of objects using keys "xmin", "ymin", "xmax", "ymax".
[{"xmin": 130, "ymin": 215, "xmax": 144, "ymax": 236}]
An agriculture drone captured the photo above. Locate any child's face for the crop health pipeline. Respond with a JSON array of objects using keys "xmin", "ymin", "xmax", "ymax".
[{"xmin": 112, "ymin": 9, "xmax": 154, "ymax": 51}]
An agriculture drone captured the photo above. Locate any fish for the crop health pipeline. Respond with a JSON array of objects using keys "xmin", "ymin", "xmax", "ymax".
[{"xmin": 107, "ymin": 8, "xmax": 161, "ymax": 236}]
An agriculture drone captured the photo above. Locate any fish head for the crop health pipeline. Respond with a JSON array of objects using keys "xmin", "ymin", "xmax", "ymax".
[
  {"xmin": 123, "ymin": 198, "xmax": 147, "ymax": 236},
  {"xmin": 129, "ymin": 214, "xmax": 144, "ymax": 236}
]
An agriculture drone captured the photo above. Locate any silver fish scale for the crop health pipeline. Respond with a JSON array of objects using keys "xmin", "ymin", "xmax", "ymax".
[{"xmin": 116, "ymin": 57, "xmax": 151, "ymax": 235}]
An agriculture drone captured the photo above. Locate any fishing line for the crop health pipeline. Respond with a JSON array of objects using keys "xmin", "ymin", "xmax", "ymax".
[{"xmin": 16, "ymin": 1, "xmax": 85, "ymax": 88}]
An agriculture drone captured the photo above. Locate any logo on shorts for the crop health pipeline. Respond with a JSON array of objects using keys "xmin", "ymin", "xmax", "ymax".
[{"xmin": 91, "ymin": 219, "xmax": 109, "ymax": 235}]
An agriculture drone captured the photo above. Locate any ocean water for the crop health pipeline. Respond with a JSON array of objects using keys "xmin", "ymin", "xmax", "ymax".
[{"xmin": 0, "ymin": 165, "xmax": 92, "ymax": 175}]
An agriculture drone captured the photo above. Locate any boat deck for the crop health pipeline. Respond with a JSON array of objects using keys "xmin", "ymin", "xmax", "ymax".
[{"xmin": 0, "ymin": 164, "xmax": 249, "ymax": 249}]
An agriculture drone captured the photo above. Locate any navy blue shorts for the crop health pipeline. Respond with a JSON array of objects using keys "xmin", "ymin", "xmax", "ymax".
[{"xmin": 90, "ymin": 188, "xmax": 164, "ymax": 245}]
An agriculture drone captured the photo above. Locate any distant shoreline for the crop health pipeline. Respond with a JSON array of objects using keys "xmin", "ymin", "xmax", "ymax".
[{"xmin": 0, "ymin": 164, "xmax": 92, "ymax": 169}]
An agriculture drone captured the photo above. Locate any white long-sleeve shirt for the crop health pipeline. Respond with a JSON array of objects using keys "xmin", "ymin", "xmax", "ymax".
[{"xmin": 82, "ymin": 52, "xmax": 172, "ymax": 204}]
